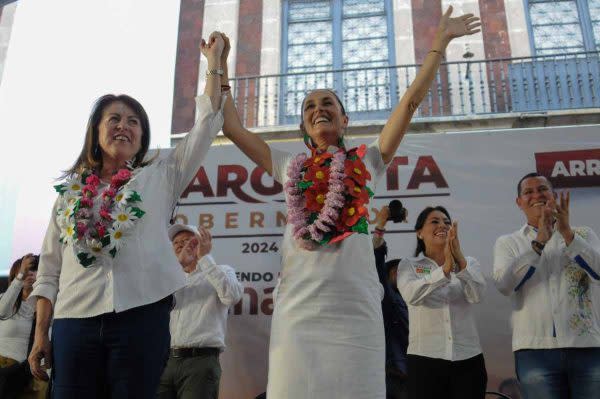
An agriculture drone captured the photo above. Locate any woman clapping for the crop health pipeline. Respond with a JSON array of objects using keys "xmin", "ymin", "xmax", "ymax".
[{"xmin": 397, "ymin": 206, "xmax": 487, "ymax": 399}]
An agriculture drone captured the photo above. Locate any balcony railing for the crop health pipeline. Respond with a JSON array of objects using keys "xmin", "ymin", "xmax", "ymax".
[{"xmin": 230, "ymin": 51, "xmax": 600, "ymax": 128}]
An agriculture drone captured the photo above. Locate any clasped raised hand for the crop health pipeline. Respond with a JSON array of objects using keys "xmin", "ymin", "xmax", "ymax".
[{"xmin": 200, "ymin": 31, "xmax": 226, "ymax": 64}]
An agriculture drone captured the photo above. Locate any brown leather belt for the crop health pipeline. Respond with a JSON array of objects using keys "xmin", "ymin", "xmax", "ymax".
[{"xmin": 169, "ymin": 347, "xmax": 220, "ymax": 358}]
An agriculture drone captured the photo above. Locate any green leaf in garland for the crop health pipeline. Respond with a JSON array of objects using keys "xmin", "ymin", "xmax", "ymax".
[
  {"xmin": 73, "ymin": 199, "xmax": 81, "ymax": 213},
  {"xmin": 81, "ymin": 172, "xmax": 90, "ymax": 184},
  {"xmin": 77, "ymin": 252, "xmax": 96, "ymax": 268},
  {"xmin": 308, "ymin": 212, "xmax": 319, "ymax": 224},
  {"xmin": 130, "ymin": 207, "xmax": 146, "ymax": 218},
  {"xmin": 128, "ymin": 191, "xmax": 142, "ymax": 203},
  {"xmin": 366, "ymin": 186, "xmax": 374, "ymax": 198},
  {"xmin": 100, "ymin": 235, "xmax": 111, "ymax": 247},
  {"xmin": 298, "ymin": 180, "xmax": 313, "ymax": 190},
  {"xmin": 351, "ymin": 217, "xmax": 369, "ymax": 234},
  {"xmin": 319, "ymin": 232, "xmax": 333, "ymax": 245},
  {"xmin": 54, "ymin": 184, "xmax": 67, "ymax": 194},
  {"xmin": 349, "ymin": 154, "xmax": 358, "ymax": 161},
  {"xmin": 109, "ymin": 248, "xmax": 117, "ymax": 258}
]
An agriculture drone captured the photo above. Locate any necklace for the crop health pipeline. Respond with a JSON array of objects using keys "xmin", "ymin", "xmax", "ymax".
[
  {"xmin": 285, "ymin": 144, "xmax": 373, "ymax": 249},
  {"xmin": 54, "ymin": 166, "xmax": 145, "ymax": 267}
]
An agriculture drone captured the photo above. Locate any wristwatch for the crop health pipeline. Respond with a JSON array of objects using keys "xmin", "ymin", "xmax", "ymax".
[
  {"xmin": 531, "ymin": 240, "xmax": 546, "ymax": 255},
  {"xmin": 206, "ymin": 68, "xmax": 224, "ymax": 76},
  {"xmin": 16, "ymin": 272, "xmax": 24, "ymax": 280}
]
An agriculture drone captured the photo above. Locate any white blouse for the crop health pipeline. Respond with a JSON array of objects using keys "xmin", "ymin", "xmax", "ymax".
[
  {"xmin": 397, "ymin": 255, "xmax": 486, "ymax": 361},
  {"xmin": 0, "ymin": 279, "xmax": 34, "ymax": 362},
  {"xmin": 31, "ymin": 95, "xmax": 224, "ymax": 318}
]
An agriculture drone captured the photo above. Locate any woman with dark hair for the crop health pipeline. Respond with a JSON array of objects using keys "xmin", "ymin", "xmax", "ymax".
[
  {"xmin": 219, "ymin": 6, "xmax": 481, "ymax": 398},
  {"xmin": 27, "ymin": 32, "xmax": 226, "ymax": 398},
  {"xmin": 0, "ymin": 254, "xmax": 47, "ymax": 398},
  {"xmin": 397, "ymin": 206, "xmax": 487, "ymax": 399}
]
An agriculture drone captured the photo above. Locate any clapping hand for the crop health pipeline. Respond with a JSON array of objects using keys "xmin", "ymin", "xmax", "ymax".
[
  {"xmin": 536, "ymin": 202, "xmax": 554, "ymax": 244},
  {"xmin": 442, "ymin": 221, "xmax": 467, "ymax": 276},
  {"xmin": 196, "ymin": 227, "xmax": 212, "ymax": 258},
  {"xmin": 552, "ymin": 191, "xmax": 574, "ymax": 244},
  {"xmin": 448, "ymin": 221, "xmax": 467, "ymax": 271}
]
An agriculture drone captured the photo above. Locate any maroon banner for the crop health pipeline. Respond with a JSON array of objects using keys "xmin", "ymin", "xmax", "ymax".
[{"xmin": 535, "ymin": 149, "xmax": 600, "ymax": 188}]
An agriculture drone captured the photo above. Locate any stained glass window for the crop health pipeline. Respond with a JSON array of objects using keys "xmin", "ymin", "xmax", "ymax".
[
  {"xmin": 529, "ymin": 0, "xmax": 584, "ymax": 55},
  {"xmin": 527, "ymin": 0, "xmax": 600, "ymax": 54},
  {"xmin": 590, "ymin": 0, "xmax": 600, "ymax": 50},
  {"xmin": 284, "ymin": 0, "xmax": 394, "ymax": 118}
]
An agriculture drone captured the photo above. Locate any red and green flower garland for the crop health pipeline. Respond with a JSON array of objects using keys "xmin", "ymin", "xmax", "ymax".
[{"xmin": 285, "ymin": 144, "xmax": 374, "ymax": 249}]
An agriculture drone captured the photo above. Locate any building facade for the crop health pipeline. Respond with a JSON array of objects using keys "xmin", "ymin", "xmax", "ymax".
[{"xmin": 171, "ymin": 0, "xmax": 600, "ymax": 144}]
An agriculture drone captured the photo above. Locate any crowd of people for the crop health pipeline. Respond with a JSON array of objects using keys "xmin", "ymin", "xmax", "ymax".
[{"xmin": 0, "ymin": 6, "xmax": 599, "ymax": 399}]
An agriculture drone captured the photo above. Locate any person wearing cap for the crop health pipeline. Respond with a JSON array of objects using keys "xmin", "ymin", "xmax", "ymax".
[
  {"xmin": 157, "ymin": 224, "xmax": 243, "ymax": 399},
  {"xmin": 373, "ymin": 206, "xmax": 409, "ymax": 399}
]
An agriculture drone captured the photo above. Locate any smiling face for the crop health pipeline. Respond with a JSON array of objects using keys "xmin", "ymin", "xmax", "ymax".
[
  {"xmin": 301, "ymin": 90, "xmax": 349, "ymax": 150},
  {"xmin": 172, "ymin": 231, "xmax": 194, "ymax": 259},
  {"xmin": 97, "ymin": 101, "xmax": 143, "ymax": 165},
  {"xmin": 516, "ymin": 176, "xmax": 554, "ymax": 225},
  {"xmin": 417, "ymin": 210, "xmax": 452, "ymax": 252}
]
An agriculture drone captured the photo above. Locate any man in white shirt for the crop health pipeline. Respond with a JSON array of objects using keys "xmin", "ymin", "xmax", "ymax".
[
  {"xmin": 493, "ymin": 172, "xmax": 600, "ymax": 399},
  {"xmin": 157, "ymin": 224, "xmax": 243, "ymax": 399}
]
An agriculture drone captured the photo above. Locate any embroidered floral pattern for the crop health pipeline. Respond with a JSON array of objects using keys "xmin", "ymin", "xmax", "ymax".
[{"xmin": 566, "ymin": 263, "xmax": 593, "ymax": 335}]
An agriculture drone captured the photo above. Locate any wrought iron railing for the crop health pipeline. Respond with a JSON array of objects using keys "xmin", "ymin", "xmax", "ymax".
[{"xmin": 230, "ymin": 51, "xmax": 600, "ymax": 128}]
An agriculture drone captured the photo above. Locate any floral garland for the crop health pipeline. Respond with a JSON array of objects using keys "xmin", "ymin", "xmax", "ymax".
[
  {"xmin": 285, "ymin": 144, "xmax": 374, "ymax": 249},
  {"xmin": 54, "ymin": 166, "xmax": 145, "ymax": 267}
]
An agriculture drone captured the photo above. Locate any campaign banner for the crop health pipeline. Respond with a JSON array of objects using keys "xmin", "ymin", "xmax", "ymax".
[{"xmin": 168, "ymin": 124, "xmax": 600, "ymax": 399}]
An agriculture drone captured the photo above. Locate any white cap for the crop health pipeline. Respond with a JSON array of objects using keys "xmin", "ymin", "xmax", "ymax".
[{"xmin": 167, "ymin": 224, "xmax": 198, "ymax": 242}]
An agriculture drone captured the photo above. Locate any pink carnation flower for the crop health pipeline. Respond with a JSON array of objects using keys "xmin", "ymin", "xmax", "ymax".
[
  {"xmin": 85, "ymin": 174, "xmax": 100, "ymax": 186},
  {"xmin": 80, "ymin": 197, "xmax": 94, "ymax": 208},
  {"xmin": 81, "ymin": 185, "xmax": 97, "ymax": 198}
]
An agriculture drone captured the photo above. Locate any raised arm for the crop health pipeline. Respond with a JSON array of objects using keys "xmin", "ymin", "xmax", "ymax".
[
  {"xmin": 219, "ymin": 34, "xmax": 273, "ymax": 174},
  {"xmin": 168, "ymin": 32, "xmax": 226, "ymax": 199},
  {"xmin": 378, "ymin": 6, "xmax": 481, "ymax": 163}
]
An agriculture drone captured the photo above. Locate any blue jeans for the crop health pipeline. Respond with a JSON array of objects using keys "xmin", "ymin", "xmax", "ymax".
[
  {"xmin": 51, "ymin": 296, "xmax": 172, "ymax": 399},
  {"xmin": 515, "ymin": 348, "xmax": 600, "ymax": 399}
]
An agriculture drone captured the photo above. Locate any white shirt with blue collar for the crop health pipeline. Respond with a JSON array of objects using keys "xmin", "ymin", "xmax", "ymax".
[{"xmin": 493, "ymin": 224, "xmax": 600, "ymax": 351}]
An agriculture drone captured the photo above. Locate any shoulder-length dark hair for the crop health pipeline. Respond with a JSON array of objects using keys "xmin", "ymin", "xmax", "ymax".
[
  {"xmin": 413, "ymin": 206, "xmax": 452, "ymax": 257},
  {"xmin": 61, "ymin": 94, "xmax": 153, "ymax": 179}
]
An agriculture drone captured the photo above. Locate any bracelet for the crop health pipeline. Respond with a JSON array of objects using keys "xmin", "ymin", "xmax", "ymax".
[
  {"xmin": 428, "ymin": 49, "xmax": 445, "ymax": 59},
  {"xmin": 206, "ymin": 68, "xmax": 224, "ymax": 76},
  {"xmin": 16, "ymin": 272, "xmax": 24, "ymax": 281},
  {"xmin": 221, "ymin": 84, "xmax": 231, "ymax": 92},
  {"xmin": 373, "ymin": 227, "xmax": 385, "ymax": 237}
]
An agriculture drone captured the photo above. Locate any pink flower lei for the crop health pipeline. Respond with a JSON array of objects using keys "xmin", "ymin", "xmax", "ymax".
[{"xmin": 54, "ymin": 165, "xmax": 145, "ymax": 267}]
